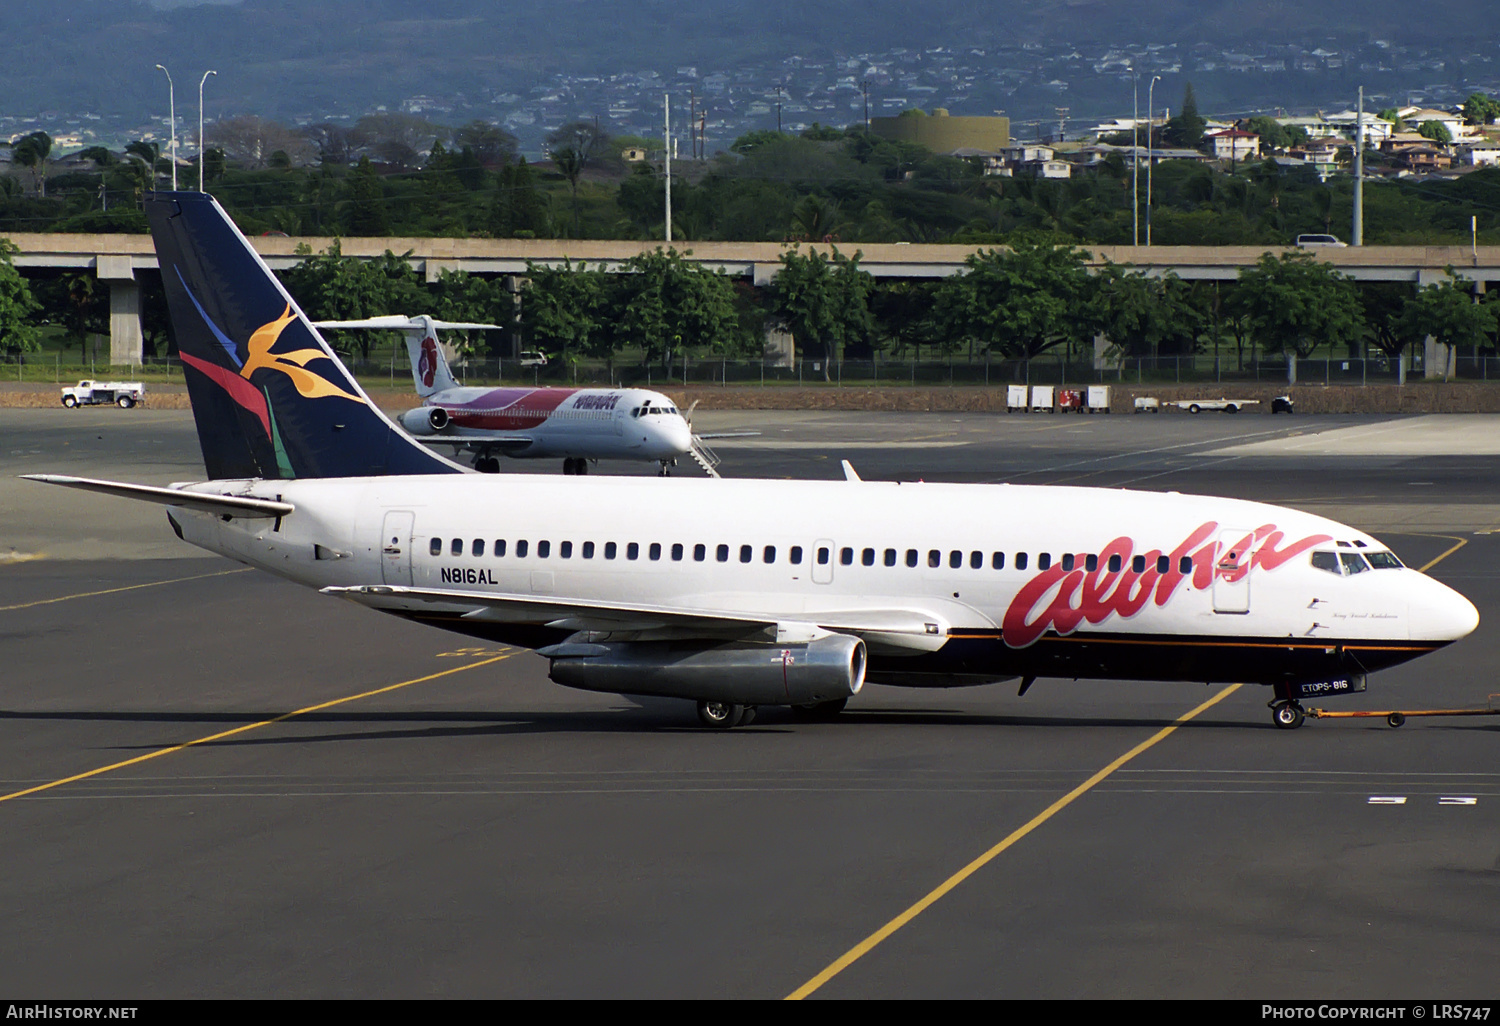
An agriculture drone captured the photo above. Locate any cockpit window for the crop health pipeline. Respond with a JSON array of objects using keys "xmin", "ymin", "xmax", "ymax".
[
  {"xmin": 1340, "ymin": 552, "xmax": 1370, "ymax": 574},
  {"xmin": 1366, "ymin": 551, "xmax": 1404, "ymax": 570},
  {"xmin": 1311, "ymin": 551, "xmax": 1342, "ymax": 575}
]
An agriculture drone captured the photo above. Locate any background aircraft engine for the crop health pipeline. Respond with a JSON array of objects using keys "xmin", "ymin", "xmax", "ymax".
[
  {"xmin": 398, "ymin": 406, "xmax": 450, "ymax": 434},
  {"xmin": 543, "ymin": 634, "xmax": 866, "ymax": 706}
]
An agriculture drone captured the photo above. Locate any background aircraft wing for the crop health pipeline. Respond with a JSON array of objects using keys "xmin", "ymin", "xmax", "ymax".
[{"xmin": 413, "ymin": 435, "xmax": 535, "ymax": 452}]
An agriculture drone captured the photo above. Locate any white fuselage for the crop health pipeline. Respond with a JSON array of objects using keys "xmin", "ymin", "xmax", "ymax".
[
  {"xmin": 419, "ymin": 386, "xmax": 692, "ymax": 461},
  {"xmin": 164, "ymin": 474, "xmax": 1478, "ymax": 687}
]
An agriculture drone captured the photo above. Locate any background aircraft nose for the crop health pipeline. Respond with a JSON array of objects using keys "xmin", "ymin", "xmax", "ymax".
[
  {"xmin": 1408, "ymin": 574, "xmax": 1480, "ymax": 642},
  {"xmin": 655, "ymin": 416, "xmax": 694, "ymax": 456}
]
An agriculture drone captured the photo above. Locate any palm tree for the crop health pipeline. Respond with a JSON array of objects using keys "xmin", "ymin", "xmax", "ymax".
[{"xmin": 10, "ymin": 132, "xmax": 52, "ymax": 197}]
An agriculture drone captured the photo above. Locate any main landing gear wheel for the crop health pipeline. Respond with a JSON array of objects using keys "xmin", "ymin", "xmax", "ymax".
[
  {"xmin": 790, "ymin": 697, "xmax": 848, "ymax": 721},
  {"xmin": 474, "ymin": 456, "xmax": 500, "ymax": 474},
  {"xmin": 562, "ymin": 457, "xmax": 590, "ymax": 475},
  {"xmin": 696, "ymin": 700, "xmax": 747, "ymax": 728},
  {"xmin": 1271, "ymin": 700, "xmax": 1306, "ymax": 730},
  {"xmin": 1387, "ymin": 712, "xmax": 1406, "ymax": 728}
]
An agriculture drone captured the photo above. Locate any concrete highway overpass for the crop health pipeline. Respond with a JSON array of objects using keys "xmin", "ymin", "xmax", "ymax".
[{"xmin": 9, "ymin": 233, "xmax": 1500, "ymax": 364}]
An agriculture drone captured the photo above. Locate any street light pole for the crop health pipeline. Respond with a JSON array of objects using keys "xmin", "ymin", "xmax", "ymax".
[
  {"xmin": 155, "ymin": 64, "xmax": 177, "ymax": 190},
  {"xmin": 664, "ymin": 92, "xmax": 672, "ymax": 243},
  {"xmin": 1129, "ymin": 67, "xmax": 1139, "ymax": 247},
  {"xmin": 1147, "ymin": 75, "xmax": 1160, "ymax": 247},
  {"xmin": 198, "ymin": 69, "xmax": 217, "ymax": 193}
]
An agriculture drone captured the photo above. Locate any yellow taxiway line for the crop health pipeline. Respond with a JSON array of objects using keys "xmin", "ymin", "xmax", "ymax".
[
  {"xmin": 0, "ymin": 652, "xmax": 515, "ymax": 806},
  {"xmin": 786, "ymin": 682, "xmax": 1243, "ymax": 999},
  {"xmin": 0, "ymin": 566, "xmax": 253, "ymax": 612}
]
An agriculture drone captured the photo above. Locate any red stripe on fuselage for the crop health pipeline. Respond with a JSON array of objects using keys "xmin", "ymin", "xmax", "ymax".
[{"xmin": 440, "ymin": 387, "xmax": 580, "ymax": 430}]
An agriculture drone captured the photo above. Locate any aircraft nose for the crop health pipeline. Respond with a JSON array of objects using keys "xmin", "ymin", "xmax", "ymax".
[
  {"xmin": 1408, "ymin": 574, "xmax": 1480, "ymax": 642},
  {"xmin": 658, "ymin": 416, "xmax": 694, "ymax": 456}
]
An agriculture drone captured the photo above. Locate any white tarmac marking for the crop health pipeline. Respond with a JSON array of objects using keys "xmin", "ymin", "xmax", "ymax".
[
  {"xmin": 1439, "ymin": 796, "xmax": 1479, "ymax": 805},
  {"xmin": 1368, "ymin": 796, "xmax": 1408, "ymax": 804}
]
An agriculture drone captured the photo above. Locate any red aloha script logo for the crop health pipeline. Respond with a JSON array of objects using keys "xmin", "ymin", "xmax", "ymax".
[
  {"xmin": 1000, "ymin": 521, "xmax": 1332, "ymax": 649},
  {"xmin": 419, "ymin": 335, "xmax": 438, "ymax": 388}
]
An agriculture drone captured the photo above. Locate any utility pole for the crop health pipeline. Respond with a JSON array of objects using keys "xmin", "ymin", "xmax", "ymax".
[
  {"xmin": 1129, "ymin": 67, "xmax": 1139, "ymax": 247},
  {"xmin": 664, "ymin": 93, "xmax": 672, "ymax": 242},
  {"xmin": 1353, "ymin": 85, "xmax": 1365, "ymax": 246},
  {"xmin": 1147, "ymin": 75, "xmax": 1160, "ymax": 247},
  {"xmin": 155, "ymin": 64, "xmax": 177, "ymax": 190},
  {"xmin": 862, "ymin": 80, "xmax": 870, "ymax": 133},
  {"xmin": 776, "ymin": 83, "xmax": 783, "ymax": 134},
  {"xmin": 689, "ymin": 89, "xmax": 697, "ymax": 160}
]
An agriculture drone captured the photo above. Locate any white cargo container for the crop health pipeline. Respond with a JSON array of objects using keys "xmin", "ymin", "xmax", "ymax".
[
  {"xmin": 1006, "ymin": 384, "xmax": 1028, "ymax": 412},
  {"xmin": 1086, "ymin": 385, "xmax": 1112, "ymax": 413},
  {"xmin": 1029, "ymin": 385, "xmax": 1055, "ymax": 412}
]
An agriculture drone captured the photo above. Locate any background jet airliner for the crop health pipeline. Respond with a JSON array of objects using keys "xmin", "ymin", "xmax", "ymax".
[
  {"xmin": 25, "ymin": 192, "xmax": 1480, "ymax": 730},
  {"xmin": 315, "ymin": 314, "xmax": 719, "ymax": 476}
]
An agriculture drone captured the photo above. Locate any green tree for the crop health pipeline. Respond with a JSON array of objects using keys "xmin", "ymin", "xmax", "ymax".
[
  {"xmin": 279, "ymin": 241, "xmax": 426, "ymax": 360},
  {"xmin": 933, "ymin": 238, "xmax": 1093, "ymax": 365},
  {"xmin": 345, "ymin": 157, "xmax": 389, "ymax": 235},
  {"xmin": 609, "ymin": 248, "xmax": 745, "ymax": 367},
  {"xmin": 549, "ymin": 145, "xmax": 585, "ymax": 236},
  {"xmin": 11, "ymin": 131, "xmax": 52, "ymax": 197},
  {"xmin": 1398, "ymin": 270, "xmax": 1496, "ymax": 380},
  {"xmin": 1089, "ymin": 263, "xmax": 1204, "ymax": 358},
  {"xmin": 766, "ymin": 246, "xmax": 875, "ymax": 379},
  {"xmin": 1165, "ymin": 83, "xmax": 1206, "ymax": 150},
  {"xmin": 491, "ymin": 158, "xmax": 549, "ymax": 238},
  {"xmin": 1418, "ymin": 121, "xmax": 1454, "ymax": 145},
  {"xmin": 1462, "ymin": 93, "xmax": 1500, "ymax": 127},
  {"xmin": 520, "ymin": 259, "xmax": 609, "ymax": 364},
  {"xmin": 1233, "ymin": 251, "xmax": 1364, "ymax": 379},
  {"xmin": 0, "ymin": 239, "xmax": 40, "ymax": 352}
]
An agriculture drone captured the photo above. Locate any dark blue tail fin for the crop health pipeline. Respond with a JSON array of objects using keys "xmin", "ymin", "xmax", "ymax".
[{"xmin": 145, "ymin": 191, "xmax": 460, "ymax": 480}]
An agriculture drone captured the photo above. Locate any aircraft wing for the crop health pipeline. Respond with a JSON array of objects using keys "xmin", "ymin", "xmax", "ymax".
[
  {"xmin": 413, "ymin": 436, "xmax": 535, "ymax": 452},
  {"xmin": 322, "ymin": 584, "xmax": 952, "ymax": 652},
  {"xmin": 21, "ymin": 475, "xmax": 294, "ymax": 518}
]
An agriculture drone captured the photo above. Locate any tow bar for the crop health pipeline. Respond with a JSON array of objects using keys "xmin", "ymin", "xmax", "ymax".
[{"xmin": 1306, "ymin": 694, "xmax": 1500, "ymax": 729}]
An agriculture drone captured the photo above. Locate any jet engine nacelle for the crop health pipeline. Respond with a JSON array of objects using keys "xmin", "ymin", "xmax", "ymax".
[
  {"xmin": 398, "ymin": 405, "xmax": 450, "ymax": 435},
  {"xmin": 542, "ymin": 634, "xmax": 866, "ymax": 707}
]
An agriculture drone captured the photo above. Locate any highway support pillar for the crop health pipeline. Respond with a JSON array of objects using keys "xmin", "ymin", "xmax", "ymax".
[{"xmin": 96, "ymin": 255, "xmax": 142, "ymax": 368}]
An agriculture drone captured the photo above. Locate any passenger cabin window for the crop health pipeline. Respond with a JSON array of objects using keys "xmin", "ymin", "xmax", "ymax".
[
  {"xmin": 672, "ymin": 543, "xmax": 684, "ymax": 561},
  {"xmin": 582, "ymin": 541, "xmax": 594, "ymax": 559},
  {"xmin": 1132, "ymin": 555, "xmax": 1146, "ymax": 573},
  {"xmin": 928, "ymin": 550, "xmax": 941, "ymax": 569},
  {"xmin": 1156, "ymin": 555, "xmax": 1170, "ymax": 574},
  {"xmin": 516, "ymin": 540, "xmax": 529, "ymax": 558},
  {"xmin": 628, "ymin": 542, "xmax": 639, "ymax": 560},
  {"xmin": 560, "ymin": 541, "xmax": 572, "ymax": 558},
  {"xmin": 604, "ymin": 542, "xmax": 616, "ymax": 559},
  {"xmin": 907, "ymin": 549, "xmax": 919, "ymax": 568},
  {"xmin": 694, "ymin": 544, "xmax": 706, "ymax": 562},
  {"xmin": 992, "ymin": 552, "xmax": 1005, "ymax": 570},
  {"xmin": 1311, "ymin": 551, "xmax": 1341, "ymax": 575},
  {"xmin": 716, "ymin": 544, "xmax": 729, "ymax": 563},
  {"xmin": 537, "ymin": 541, "xmax": 551, "ymax": 558},
  {"xmin": 1061, "ymin": 554, "xmax": 1075, "ymax": 571},
  {"xmin": 450, "ymin": 538, "xmax": 463, "ymax": 557},
  {"xmin": 840, "ymin": 547, "xmax": 854, "ymax": 566},
  {"xmin": 1179, "ymin": 556, "xmax": 1192, "ymax": 574},
  {"xmin": 494, "ymin": 540, "xmax": 506, "ymax": 558},
  {"xmin": 764, "ymin": 546, "xmax": 777, "ymax": 563},
  {"xmin": 862, "ymin": 548, "xmax": 875, "ymax": 567},
  {"xmin": 789, "ymin": 546, "xmax": 803, "ymax": 564},
  {"xmin": 650, "ymin": 543, "xmax": 662, "ymax": 561},
  {"xmin": 1038, "ymin": 553, "xmax": 1051, "ymax": 570},
  {"xmin": 817, "ymin": 547, "xmax": 831, "ymax": 565},
  {"xmin": 430, "ymin": 539, "xmax": 442, "ymax": 556},
  {"xmin": 949, "ymin": 550, "xmax": 962, "ymax": 569},
  {"xmin": 1015, "ymin": 553, "xmax": 1028, "ymax": 571},
  {"xmin": 472, "ymin": 539, "xmax": 484, "ymax": 557},
  {"xmin": 1108, "ymin": 554, "xmax": 1121, "ymax": 573},
  {"xmin": 885, "ymin": 549, "xmax": 897, "ymax": 567},
  {"xmin": 741, "ymin": 545, "xmax": 753, "ymax": 564},
  {"xmin": 1086, "ymin": 554, "xmax": 1099, "ymax": 572}
]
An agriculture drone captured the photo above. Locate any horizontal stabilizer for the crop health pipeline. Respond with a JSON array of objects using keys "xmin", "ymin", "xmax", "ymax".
[
  {"xmin": 313, "ymin": 317, "xmax": 503, "ymax": 332},
  {"xmin": 21, "ymin": 474, "xmax": 294, "ymax": 518}
]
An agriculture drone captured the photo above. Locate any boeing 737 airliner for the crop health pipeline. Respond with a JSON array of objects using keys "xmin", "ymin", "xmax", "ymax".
[
  {"xmin": 315, "ymin": 315, "xmax": 706, "ymax": 476},
  {"xmin": 25, "ymin": 192, "xmax": 1480, "ymax": 729}
]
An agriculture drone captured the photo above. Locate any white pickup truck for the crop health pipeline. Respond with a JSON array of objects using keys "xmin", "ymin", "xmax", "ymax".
[{"xmin": 60, "ymin": 380, "xmax": 146, "ymax": 408}]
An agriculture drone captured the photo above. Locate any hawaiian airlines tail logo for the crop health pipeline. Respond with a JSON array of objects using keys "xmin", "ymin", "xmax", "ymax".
[
  {"xmin": 418, "ymin": 334, "xmax": 438, "ymax": 388},
  {"xmin": 1001, "ymin": 521, "xmax": 1331, "ymax": 649}
]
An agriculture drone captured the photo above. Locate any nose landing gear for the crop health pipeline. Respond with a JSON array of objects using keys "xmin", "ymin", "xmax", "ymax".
[{"xmin": 1270, "ymin": 699, "xmax": 1306, "ymax": 729}]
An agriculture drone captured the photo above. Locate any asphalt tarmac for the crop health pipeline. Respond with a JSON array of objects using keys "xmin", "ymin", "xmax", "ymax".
[{"xmin": 1, "ymin": 406, "xmax": 1497, "ymax": 999}]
